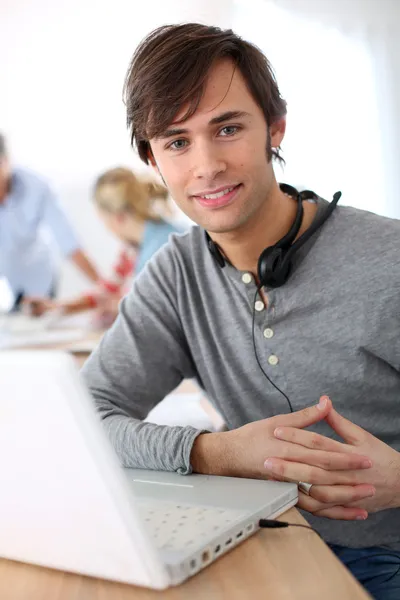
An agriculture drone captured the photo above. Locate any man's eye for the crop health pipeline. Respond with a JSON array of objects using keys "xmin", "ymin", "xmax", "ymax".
[
  {"xmin": 169, "ymin": 139, "xmax": 188, "ymax": 150},
  {"xmin": 219, "ymin": 125, "xmax": 240, "ymax": 136}
]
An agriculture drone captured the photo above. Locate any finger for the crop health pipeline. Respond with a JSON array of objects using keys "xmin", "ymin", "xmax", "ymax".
[
  {"xmin": 310, "ymin": 484, "xmax": 375, "ymax": 505},
  {"xmin": 313, "ymin": 506, "xmax": 368, "ymax": 520},
  {"xmin": 263, "ymin": 458, "xmax": 361, "ymax": 485},
  {"xmin": 274, "ymin": 427, "xmax": 365, "ymax": 457},
  {"xmin": 297, "ymin": 492, "xmax": 369, "ymax": 520},
  {"xmin": 274, "ymin": 396, "xmax": 332, "ymax": 429},
  {"xmin": 324, "ymin": 408, "xmax": 365, "ymax": 445},
  {"xmin": 297, "ymin": 491, "xmax": 336, "ymax": 512},
  {"xmin": 276, "ymin": 444, "xmax": 372, "ymax": 471}
]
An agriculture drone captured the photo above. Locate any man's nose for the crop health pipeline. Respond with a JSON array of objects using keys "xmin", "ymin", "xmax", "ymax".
[{"xmin": 191, "ymin": 143, "xmax": 227, "ymax": 180}]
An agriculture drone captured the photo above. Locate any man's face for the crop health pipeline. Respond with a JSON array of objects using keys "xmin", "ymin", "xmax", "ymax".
[{"xmin": 149, "ymin": 59, "xmax": 285, "ymax": 235}]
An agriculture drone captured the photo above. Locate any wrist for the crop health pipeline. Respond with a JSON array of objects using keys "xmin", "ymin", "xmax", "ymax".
[
  {"xmin": 190, "ymin": 431, "xmax": 233, "ymax": 476},
  {"xmin": 386, "ymin": 451, "xmax": 400, "ymax": 509}
]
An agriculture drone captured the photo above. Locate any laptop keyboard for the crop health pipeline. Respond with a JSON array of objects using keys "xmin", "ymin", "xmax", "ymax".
[{"xmin": 137, "ymin": 501, "xmax": 247, "ymax": 552}]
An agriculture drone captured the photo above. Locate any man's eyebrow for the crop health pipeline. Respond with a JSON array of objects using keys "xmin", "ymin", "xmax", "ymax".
[
  {"xmin": 156, "ymin": 127, "xmax": 188, "ymax": 140},
  {"xmin": 156, "ymin": 111, "xmax": 250, "ymax": 140},
  {"xmin": 208, "ymin": 110, "xmax": 250, "ymax": 125}
]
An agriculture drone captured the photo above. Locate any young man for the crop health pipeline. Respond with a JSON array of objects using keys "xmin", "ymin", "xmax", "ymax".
[
  {"xmin": 82, "ymin": 24, "xmax": 400, "ymax": 598},
  {"xmin": 0, "ymin": 134, "xmax": 99, "ymax": 305}
]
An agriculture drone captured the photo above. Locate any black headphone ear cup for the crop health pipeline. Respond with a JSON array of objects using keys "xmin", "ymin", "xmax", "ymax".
[
  {"xmin": 258, "ymin": 246, "xmax": 293, "ymax": 288},
  {"xmin": 272, "ymin": 258, "xmax": 291, "ymax": 287},
  {"xmin": 258, "ymin": 246, "xmax": 283, "ymax": 285}
]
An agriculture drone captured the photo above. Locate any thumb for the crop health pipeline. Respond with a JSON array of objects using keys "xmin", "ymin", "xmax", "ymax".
[
  {"xmin": 277, "ymin": 396, "xmax": 332, "ymax": 429},
  {"xmin": 325, "ymin": 408, "xmax": 364, "ymax": 445}
]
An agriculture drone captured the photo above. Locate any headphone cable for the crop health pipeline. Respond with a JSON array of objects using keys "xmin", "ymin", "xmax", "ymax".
[{"xmin": 258, "ymin": 519, "xmax": 400, "ymax": 585}]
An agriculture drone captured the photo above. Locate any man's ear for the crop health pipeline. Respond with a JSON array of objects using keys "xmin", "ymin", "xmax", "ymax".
[{"xmin": 270, "ymin": 117, "xmax": 286, "ymax": 148}]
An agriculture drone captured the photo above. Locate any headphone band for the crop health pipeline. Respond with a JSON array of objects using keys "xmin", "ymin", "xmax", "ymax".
[
  {"xmin": 205, "ymin": 184, "xmax": 341, "ymax": 284},
  {"xmin": 275, "ymin": 188, "xmax": 304, "ymax": 249},
  {"xmin": 280, "ymin": 190, "xmax": 341, "ymax": 263}
]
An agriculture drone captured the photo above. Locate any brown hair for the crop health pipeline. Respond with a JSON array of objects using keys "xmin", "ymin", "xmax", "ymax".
[
  {"xmin": 93, "ymin": 167, "xmax": 168, "ymax": 222},
  {"xmin": 123, "ymin": 23, "xmax": 287, "ymax": 164}
]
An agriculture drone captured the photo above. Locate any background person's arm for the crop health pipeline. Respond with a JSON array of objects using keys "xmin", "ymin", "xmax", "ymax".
[
  {"xmin": 69, "ymin": 248, "xmax": 99, "ymax": 283},
  {"xmin": 23, "ymin": 294, "xmax": 96, "ymax": 317}
]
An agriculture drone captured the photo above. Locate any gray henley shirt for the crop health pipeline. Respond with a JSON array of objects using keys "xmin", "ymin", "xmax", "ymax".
[{"xmin": 82, "ymin": 198, "xmax": 400, "ymax": 549}]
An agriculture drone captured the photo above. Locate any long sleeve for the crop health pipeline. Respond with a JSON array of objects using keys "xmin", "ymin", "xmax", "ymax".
[
  {"xmin": 40, "ymin": 184, "xmax": 80, "ymax": 257},
  {"xmin": 81, "ymin": 240, "xmax": 204, "ymax": 474}
]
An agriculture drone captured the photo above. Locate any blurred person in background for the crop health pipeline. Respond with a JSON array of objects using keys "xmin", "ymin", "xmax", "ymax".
[
  {"xmin": 0, "ymin": 133, "xmax": 100, "ymax": 308},
  {"xmin": 27, "ymin": 167, "xmax": 184, "ymax": 326}
]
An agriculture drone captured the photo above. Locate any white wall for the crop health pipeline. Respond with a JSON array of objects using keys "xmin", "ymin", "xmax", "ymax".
[
  {"xmin": 272, "ymin": 0, "xmax": 400, "ymax": 217},
  {"xmin": 0, "ymin": 0, "xmax": 234, "ymax": 297},
  {"xmin": 233, "ymin": 0, "xmax": 400, "ymax": 218},
  {"xmin": 2, "ymin": 0, "xmax": 399, "ymax": 297}
]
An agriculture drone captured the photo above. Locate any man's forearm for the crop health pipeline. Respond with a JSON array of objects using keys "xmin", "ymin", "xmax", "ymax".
[
  {"xmin": 70, "ymin": 249, "xmax": 100, "ymax": 283},
  {"xmin": 94, "ymin": 404, "xmax": 206, "ymax": 474}
]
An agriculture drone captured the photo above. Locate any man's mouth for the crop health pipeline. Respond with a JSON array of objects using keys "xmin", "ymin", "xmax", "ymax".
[{"xmin": 193, "ymin": 184, "xmax": 241, "ymax": 209}]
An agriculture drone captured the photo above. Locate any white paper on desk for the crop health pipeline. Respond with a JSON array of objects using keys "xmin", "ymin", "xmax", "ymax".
[
  {"xmin": 0, "ymin": 329, "xmax": 86, "ymax": 350},
  {"xmin": 145, "ymin": 393, "xmax": 216, "ymax": 431}
]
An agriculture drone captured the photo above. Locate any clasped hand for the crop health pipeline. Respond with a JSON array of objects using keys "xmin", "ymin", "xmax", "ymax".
[{"xmin": 262, "ymin": 397, "xmax": 400, "ymax": 520}]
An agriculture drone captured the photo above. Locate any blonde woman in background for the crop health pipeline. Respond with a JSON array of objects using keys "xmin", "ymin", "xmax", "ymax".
[{"xmin": 27, "ymin": 167, "xmax": 184, "ymax": 324}]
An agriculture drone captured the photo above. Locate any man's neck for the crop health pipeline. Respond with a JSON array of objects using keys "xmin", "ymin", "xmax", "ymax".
[{"xmin": 210, "ymin": 185, "xmax": 318, "ymax": 276}]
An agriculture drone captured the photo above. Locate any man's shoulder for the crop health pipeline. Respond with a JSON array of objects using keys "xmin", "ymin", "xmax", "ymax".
[
  {"xmin": 12, "ymin": 167, "xmax": 50, "ymax": 195},
  {"xmin": 335, "ymin": 203, "xmax": 400, "ymax": 235},
  {"xmin": 132, "ymin": 224, "xmax": 216, "ymax": 306},
  {"xmin": 137, "ymin": 224, "xmax": 207, "ymax": 282},
  {"xmin": 329, "ymin": 203, "xmax": 400, "ymax": 255},
  {"xmin": 153, "ymin": 224, "xmax": 206, "ymax": 265},
  {"xmin": 328, "ymin": 203, "xmax": 400, "ymax": 283},
  {"xmin": 13, "ymin": 166, "xmax": 47, "ymax": 185}
]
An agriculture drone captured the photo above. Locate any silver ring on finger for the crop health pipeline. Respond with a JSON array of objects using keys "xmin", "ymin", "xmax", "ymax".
[{"xmin": 298, "ymin": 481, "xmax": 313, "ymax": 496}]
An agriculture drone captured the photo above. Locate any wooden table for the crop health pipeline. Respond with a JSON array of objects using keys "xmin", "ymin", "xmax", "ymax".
[
  {"xmin": 0, "ymin": 508, "xmax": 370, "ymax": 600},
  {"xmin": 1, "ymin": 335, "xmax": 371, "ymax": 600}
]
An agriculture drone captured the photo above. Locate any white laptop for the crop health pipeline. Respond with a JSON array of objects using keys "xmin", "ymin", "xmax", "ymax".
[{"xmin": 0, "ymin": 351, "xmax": 297, "ymax": 589}]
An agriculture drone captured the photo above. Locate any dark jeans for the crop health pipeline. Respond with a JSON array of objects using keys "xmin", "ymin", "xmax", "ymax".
[{"xmin": 329, "ymin": 544, "xmax": 400, "ymax": 600}]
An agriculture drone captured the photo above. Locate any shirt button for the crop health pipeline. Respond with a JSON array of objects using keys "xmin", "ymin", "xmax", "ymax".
[
  {"xmin": 242, "ymin": 273, "xmax": 252, "ymax": 284},
  {"xmin": 268, "ymin": 355, "xmax": 279, "ymax": 366},
  {"xmin": 255, "ymin": 300, "xmax": 264, "ymax": 312},
  {"xmin": 263, "ymin": 328, "xmax": 274, "ymax": 339}
]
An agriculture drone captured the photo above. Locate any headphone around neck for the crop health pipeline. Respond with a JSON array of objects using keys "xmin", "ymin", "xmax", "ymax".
[{"xmin": 206, "ymin": 183, "xmax": 341, "ymax": 288}]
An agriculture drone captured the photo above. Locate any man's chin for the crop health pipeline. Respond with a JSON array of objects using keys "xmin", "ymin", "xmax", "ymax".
[{"xmin": 202, "ymin": 221, "xmax": 246, "ymax": 236}]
